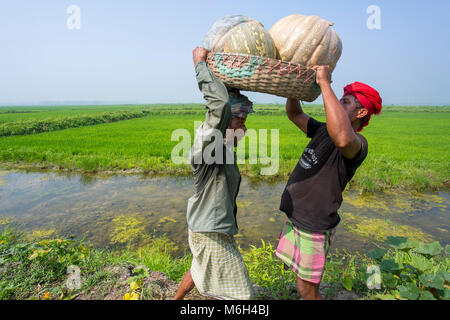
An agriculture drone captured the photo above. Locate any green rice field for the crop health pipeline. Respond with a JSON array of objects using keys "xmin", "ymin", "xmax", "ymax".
[{"xmin": 0, "ymin": 104, "xmax": 449, "ymax": 192}]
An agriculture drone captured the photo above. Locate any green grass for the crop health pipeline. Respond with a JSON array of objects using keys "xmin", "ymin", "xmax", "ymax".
[
  {"xmin": 0, "ymin": 105, "xmax": 152, "ymax": 124},
  {"xmin": 0, "ymin": 104, "xmax": 212, "ymax": 124},
  {"xmin": 2, "ymin": 226, "xmax": 447, "ymax": 300},
  {"xmin": 0, "ymin": 110, "xmax": 152, "ymax": 136},
  {"xmin": 0, "ymin": 104, "xmax": 449, "ymax": 192},
  {"xmin": 0, "ymin": 225, "xmax": 190, "ymax": 300}
]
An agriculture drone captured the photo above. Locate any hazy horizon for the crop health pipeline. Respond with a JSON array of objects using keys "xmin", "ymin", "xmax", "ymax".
[{"xmin": 1, "ymin": 101, "xmax": 449, "ymax": 108}]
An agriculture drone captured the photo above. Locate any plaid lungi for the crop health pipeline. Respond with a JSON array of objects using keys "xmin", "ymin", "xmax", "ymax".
[
  {"xmin": 275, "ymin": 221, "xmax": 336, "ymax": 284},
  {"xmin": 188, "ymin": 229, "xmax": 254, "ymax": 300}
]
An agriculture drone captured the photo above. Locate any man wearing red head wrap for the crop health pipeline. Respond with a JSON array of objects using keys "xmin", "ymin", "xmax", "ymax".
[
  {"xmin": 276, "ymin": 65, "xmax": 382, "ymax": 300},
  {"xmin": 343, "ymin": 81, "xmax": 382, "ymax": 132}
]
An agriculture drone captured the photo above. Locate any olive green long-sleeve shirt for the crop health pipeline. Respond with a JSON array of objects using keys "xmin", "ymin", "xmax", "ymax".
[{"xmin": 186, "ymin": 61, "xmax": 241, "ymax": 236}]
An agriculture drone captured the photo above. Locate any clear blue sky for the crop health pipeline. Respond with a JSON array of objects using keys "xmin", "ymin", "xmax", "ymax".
[{"xmin": 0, "ymin": 0, "xmax": 449, "ymax": 105}]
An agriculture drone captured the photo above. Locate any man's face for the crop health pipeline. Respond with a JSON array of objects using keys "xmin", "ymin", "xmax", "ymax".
[
  {"xmin": 340, "ymin": 94, "xmax": 367, "ymax": 122},
  {"xmin": 229, "ymin": 116, "xmax": 247, "ymax": 132},
  {"xmin": 227, "ymin": 116, "xmax": 247, "ymax": 146}
]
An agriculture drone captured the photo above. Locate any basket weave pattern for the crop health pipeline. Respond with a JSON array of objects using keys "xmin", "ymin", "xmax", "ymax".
[{"xmin": 206, "ymin": 52, "xmax": 321, "ymax": 102}]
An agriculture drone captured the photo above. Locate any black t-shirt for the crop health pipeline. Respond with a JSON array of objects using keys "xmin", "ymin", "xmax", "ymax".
[{"xmin": 279, "ymin": 117, "xmax": 368, "ymax": 233}]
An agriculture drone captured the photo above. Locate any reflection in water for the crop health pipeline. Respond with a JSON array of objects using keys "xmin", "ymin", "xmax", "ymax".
[{"xmin": 0, "ymin": 168, "xmax": 448, "ymax": 256}]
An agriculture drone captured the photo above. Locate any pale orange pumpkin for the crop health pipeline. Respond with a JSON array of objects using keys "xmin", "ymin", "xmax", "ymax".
[{"xmin": 269, "ymin": 14, "xmax": 342, "ymax": 70}]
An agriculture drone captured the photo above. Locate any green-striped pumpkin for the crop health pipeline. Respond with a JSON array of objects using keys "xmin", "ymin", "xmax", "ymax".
[{"xmin": 203, "ymin": 15, "xmax": 279, "ymax": 59}]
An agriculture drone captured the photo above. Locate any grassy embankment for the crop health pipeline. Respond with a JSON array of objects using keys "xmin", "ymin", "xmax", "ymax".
[
  {"xmin": 1, "ymin": 225, "xmax": 448, "ymax": 300},
  {"xmin": 0, "ymin": 104, "xmax": 449, "ymax": 192}
]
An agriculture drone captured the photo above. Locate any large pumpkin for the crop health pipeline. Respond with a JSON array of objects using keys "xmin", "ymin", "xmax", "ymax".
[
  {"xmin": 203, "ymin": 15, "xmax": 279, "ymax": 59},
  {"xmin": 269, "ymin": 14, "xmax": 342, "ymax": 70}
]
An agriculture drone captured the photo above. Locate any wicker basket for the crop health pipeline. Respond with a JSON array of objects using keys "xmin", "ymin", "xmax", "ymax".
[{"xmin": 206, "ymin": 52, "xmax": 321, "ymax": 102}]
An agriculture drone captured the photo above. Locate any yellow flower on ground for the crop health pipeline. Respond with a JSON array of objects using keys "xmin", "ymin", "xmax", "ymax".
[
  {"xmin": 80, "ymin": 245, "xmax": 88, "ymax": 253},
  {"xmin": 43, "ymin": 292, "xmax": 51, "ymax": 300},
  {"xmin": 129, "ymin": 281, "xmax": 140, "ymax": 291},
  {"xmin": 123, "ymin": 292, "xmax": 139, "ymax": 300}
]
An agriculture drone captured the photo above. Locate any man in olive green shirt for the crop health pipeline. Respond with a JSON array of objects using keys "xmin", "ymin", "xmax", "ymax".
[{"xmin": 174, "ymin": 47, "xmax": 254, "ymax": 300}]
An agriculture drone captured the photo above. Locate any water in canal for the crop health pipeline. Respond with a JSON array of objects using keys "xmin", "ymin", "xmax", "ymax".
[{"xmin": 0, "ymin": 169, "xmax": 448, "ymax": 255}]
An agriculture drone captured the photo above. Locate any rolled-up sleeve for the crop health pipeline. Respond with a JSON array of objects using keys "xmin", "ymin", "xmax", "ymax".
[
  {"xmin": 190, "ymin": 61, "xmax": 232, "ymax": 171},
  {"xmin": 195, "ymin": 61, "xmax": 231, "ymax": 135}
]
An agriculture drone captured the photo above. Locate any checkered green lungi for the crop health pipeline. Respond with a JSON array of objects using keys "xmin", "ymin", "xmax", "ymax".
[
  {"xmin": 188, "ymin": 229, "xmax": 254, "ymax": 300},
  {"xmin": 275, "ymin": 221, "xmax": 336, "ymax": 284}
]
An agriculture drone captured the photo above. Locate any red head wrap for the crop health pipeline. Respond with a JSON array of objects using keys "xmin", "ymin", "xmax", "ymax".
[{"xmin": 343, "ymin": 82, "xmax": 382, "ymax": 132}]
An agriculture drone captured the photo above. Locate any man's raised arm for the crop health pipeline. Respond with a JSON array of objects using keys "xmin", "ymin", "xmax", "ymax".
[
  {"xmin": 312, "ymin": 65, "xmax": 363, "ymax": 159},
  {"xmin": 286, "ymin": 98, "xmax": 310, "ymax": 135},
  {"xmin": 193, "ymin": 47, "xmax": 231, "ymax": 135}
]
